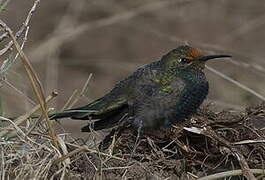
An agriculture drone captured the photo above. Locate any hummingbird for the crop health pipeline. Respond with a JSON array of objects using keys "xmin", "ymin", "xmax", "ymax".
[{"xmin": 51, "ymin": 45, "xmax": 231, "ymax": 132}]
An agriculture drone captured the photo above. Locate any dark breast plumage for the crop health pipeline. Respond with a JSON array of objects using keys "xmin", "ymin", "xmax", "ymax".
[{"xmin": 131, "ymin": 67, "xmax": 209, "ymax": 129}]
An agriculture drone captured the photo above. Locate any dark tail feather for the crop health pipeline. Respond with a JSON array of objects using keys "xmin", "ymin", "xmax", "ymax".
[
  {"xmin": 50, "ymin": 99, "xmax": 110, "ymax": 120},
  {"xmin": 50, "ymin": 111, "xmax": 78, "ymax": 120},
  {"xmin": 50, "ymin": 107, "xmax": 97, "ymax": 120},
  {"xmin": 81, "ymin": 105, "xmax": 128, "ymax": 132}
]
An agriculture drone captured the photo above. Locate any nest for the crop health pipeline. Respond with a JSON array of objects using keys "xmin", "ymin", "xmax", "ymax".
[{"xmin": 1, "ymin": 103, "xmax": 265, "ymax": 179}]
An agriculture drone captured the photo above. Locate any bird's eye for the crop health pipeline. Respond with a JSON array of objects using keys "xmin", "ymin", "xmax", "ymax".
[{"xmin": 178, "ymin": 58, "xmax": 191, "ymax": 64}]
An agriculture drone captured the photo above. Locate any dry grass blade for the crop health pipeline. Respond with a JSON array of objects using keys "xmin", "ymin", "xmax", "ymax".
[
  {"xmin": 68, "ymin": 73, "xmax": 93, "ymax": 108},
  {"xmin": 0, "ymin": 20, "xmax": 59, "ymax": 148},
  {"xmin": 56, "ymin": 135, "xmax": 70, "ymax": 166},
  {"xmin": 198, "ymin": 169, "xmax": 265, "ymax": 180},
  {"xmin": 61, "ymin": 89, "xmax": 79, "ymax": 111},
  {"xmin": 233, "ymin": 140, "xmax": 265, "ymax": 145},
  {"xmin": 53, "ymin": 146, "xmax": 86, "ymax": 164},
  {"xmin": 102, "ymin": 165, "xmax": 134, "ymax": 171}
]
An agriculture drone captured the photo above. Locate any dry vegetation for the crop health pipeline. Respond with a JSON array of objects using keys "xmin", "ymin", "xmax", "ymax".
[{"xmin": 1, "ymin": 0, "xmax": 265, "ymax": 179}]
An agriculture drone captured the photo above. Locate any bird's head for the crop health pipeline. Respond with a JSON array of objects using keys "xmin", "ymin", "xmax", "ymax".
[{"xmin": 161, "ymin": 45, "xmax": 231, "ymax": 71}]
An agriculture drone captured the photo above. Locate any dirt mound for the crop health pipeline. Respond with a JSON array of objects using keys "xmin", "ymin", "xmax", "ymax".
[{"xmin": 67, "ymin": 103, "xmax": 265, "ymax": 179}]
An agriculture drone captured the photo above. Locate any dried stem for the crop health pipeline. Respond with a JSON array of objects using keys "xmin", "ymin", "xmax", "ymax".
[
  {"xmin": 198, "ymin": 169, "xmax": 265, "ymax": 180},
  {"xmin": 0, "ymin": 19, "xmax": 59, "ymax": 148}
]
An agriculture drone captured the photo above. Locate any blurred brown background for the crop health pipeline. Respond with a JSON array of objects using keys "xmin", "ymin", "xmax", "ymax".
[{"xmin": 1, "ymin": 0, "xmax": 265, "ymax": 136}]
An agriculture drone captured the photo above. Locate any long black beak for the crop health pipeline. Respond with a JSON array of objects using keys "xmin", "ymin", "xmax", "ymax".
[{"xmin": 198, "ymin": 55, "xmax": 232, "ymax": 61}]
